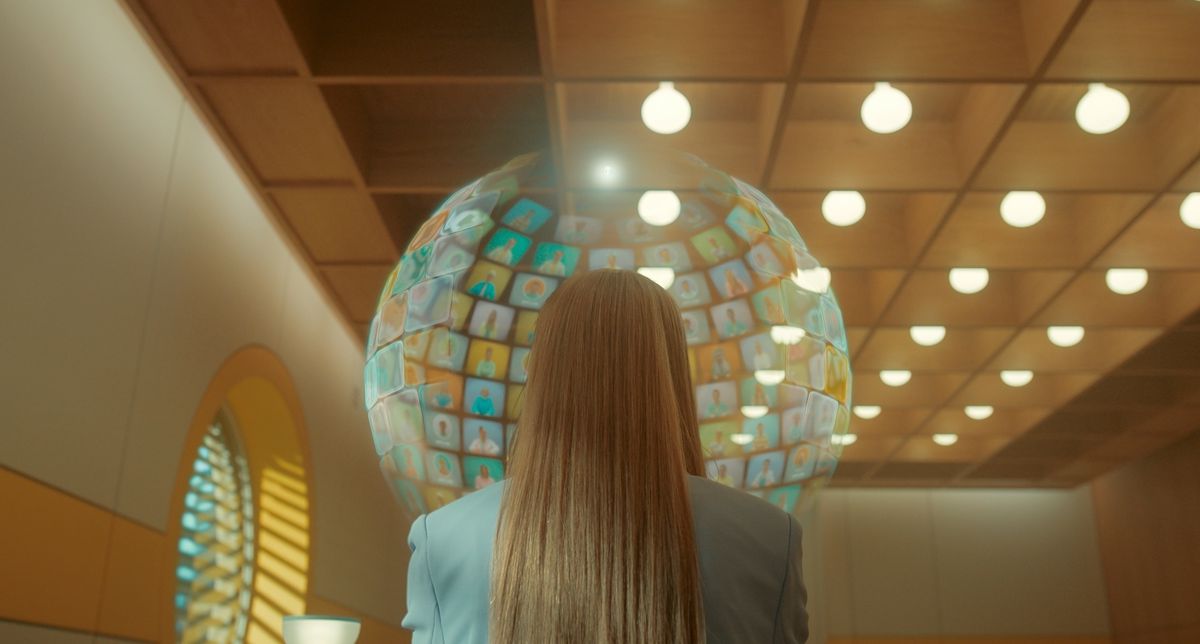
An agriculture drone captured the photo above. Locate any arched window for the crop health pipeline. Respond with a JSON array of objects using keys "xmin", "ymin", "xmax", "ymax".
[{"xmin": 174, "ymin": 407, "xmax": 255, "ymax": 643}]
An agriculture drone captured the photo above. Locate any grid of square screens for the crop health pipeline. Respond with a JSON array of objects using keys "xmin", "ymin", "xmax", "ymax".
[{"xmin": 364, "ymin": 154, "xmax": 851, "ymax": 516}]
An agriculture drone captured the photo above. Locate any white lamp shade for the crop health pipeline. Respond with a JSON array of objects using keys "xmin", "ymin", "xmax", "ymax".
[
  {"xmin": 909, "ymin": 326, "xmax": 946, "ymax": 346},
  {"xmin": 861, "ymin": 82, "xmax": 912, "ymax": 134},
  {"xmin": 964, "ymin": 405, "xmax": 994, "ymax": 420},
  {"xmin": 822, "ymin": 191, "xmax": 866, "ymax": 226},
  {"xmin": 637, "ymin": 267, "xmax": 675, "ymax": 289},
  {"xmin": 1105, "ymin": 268, "xmax": 1148, "ymax": 295},
  {"xmin": 641, "ymin": 82, "xmax": 691, "ymax": 134},
  {"xmin": 1000, "ymin": 370, "xmax": 1034, "ymax": 387},
  {"xmin": 637, "ymin": 190, "xmax": 681, "ymax": 226},
  {"xmin": 1075, "ymin": 83, "xmax": 1130, "ymax": 135},
  {"xmin": 1047, "ymin": 326, "xmax": 1085, "ymax": 347},
  {"xmin": 1000, "ymin": 191, "xmax": 1045, "ymax": 228},
  {"xmin": 283, "ymin": 616, "xmax": 361, "ymax": 644},
  {"xmin": 880, "ymin": 370, "xmax": 912, "ymax": 387},
  {"xmin": 948, "ymin": 267, "xmax": 989, "ymax": 294},
  {"xmin": 852, "ymin": 405, "xmax": 882, "ymax": 420},
  {"xmin": 1181, "ymin": 193, "xmax": 1200, "ymax": 229},
  {"xmin": 932, "ymin": 433, "xmax": 959, "ymax": 446}
]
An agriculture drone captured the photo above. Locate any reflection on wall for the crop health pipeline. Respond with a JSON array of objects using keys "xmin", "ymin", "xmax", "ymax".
[{"xmin": 175, "ymin": 409, "xmax": 255, "ymax": 642}]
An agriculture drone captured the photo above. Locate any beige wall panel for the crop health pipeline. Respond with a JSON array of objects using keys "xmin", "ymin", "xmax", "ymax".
[
  {"xmin": 115, "ymin": 105, "xmax": 292, "ymax": 528},
  {"xmin": 931, "ymin": 489, "xmax": 1109, "ymax": 635},
  {"xmin": 277, "ymin": 262, "xmax": 410, "ymax": 623},
  {"xmin": 0, "ymin": 0, "xmax": 183, "ymax": 506}
]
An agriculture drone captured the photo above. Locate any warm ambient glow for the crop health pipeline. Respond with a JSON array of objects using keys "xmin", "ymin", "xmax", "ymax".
[
  {"xmin": 637, "ymin": 190, "xmax": 682, "ymax": 226},
  {"xmin": 853, "ymin": 405, "xmax": 882, "ymax": 420},
  {"xmin": 754, "ymin": 369, "xmax": 786, "ymax": 386},
  {"xmin": 910, "ymin": 325, "xmax": 946, "ymax": 347},
  {"xmin": 880, "ymin": 370, "xmax": 912, "ymax": 387},
  {"xmin": 861, "ymin": 82, "xmax": 912, "ymax": 134},
  {"xmin": 1047, "ymin": 326, "xmax": 1085, "ymax": 347},
  {"xmin": 821, "ymin": 191, "xmax": 866, "ymax": 226},
  {"xmin": 1000, "ymin": 191, "xmax": 1046, "ymax": 228},
  {"xmin": 964, "ymin": 405, "xmax": 994, "ymax": 420},
  {"xmin": 741, "ymin": 405, "xmax": 769, "ymax": 419},
  {"xmin": 932, "ymin": 433, "xmax": 959, "ymax": 446},
  {"xmin": 1075, "ymin": 83, "xmax": 1130, "ymax": 135},
  {"xmin": 1105, "ymin": 268, "xmax": 1149, "ymax": 295},
  {"xmin": 1182, "ymin": 193, "xmax": 1200, "ymax": 229},
  {"xmin": 641, "ymin": 82, "xmax": 691, "ymax": 134},
  {"xmin": 1000, "ymin": 370, "xmax": 1034, "ymax": 387},
  {"xmin": 770, "ymin": 325, "xmax": 806, "ymax": 345},
  {"xmin": 594, "ymin": 160, "xmax": 620, "ymax": 185},
  {"xmin": 949, "ymin": 267, "xmax": 989, "ymax": 294},
  {"xmin": 637, "ymin": 267, "xmax": 675, "ymax": 289},
  {"xmin": 833, "ymin": 433, "xmax": 858, "ymax": 447}
]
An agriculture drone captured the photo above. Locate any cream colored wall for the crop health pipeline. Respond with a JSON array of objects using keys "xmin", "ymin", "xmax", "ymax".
[
  {"xmin": 0, "ymin": 0, "xmax": 407, "ymax": 629},
  {"xmin": 807, "ymin": 487, "xmax": 1111, "ymax": 642}
]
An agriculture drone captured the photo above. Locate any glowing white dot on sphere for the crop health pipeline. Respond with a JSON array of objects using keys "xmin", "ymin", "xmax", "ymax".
[
  {"xmin": 641, "ymin": 82, "xmax": 691, "ymax": 134},
  {"xmin": 861, "ymin": 82, "xmax": 912, "ymax": 134},
  {"xmin": 880, "ymin": 370, "xmax": 912, "ymax": 387},
  {"xmin": 964, "ymin": 405, "xmax": 994, "ymax": 420},
  {"xmin": 853, "ymin": 405, "xmax": 882, "ymax": 420},
  {"xmin": 1105, "ymin": 268, "xmax": 1148, "ymax": 295},
  {"xmin": 1000, "ymin": 370, "xmax": 1034, "ymax": 387},
  {"xmin": 949, "ymin": 267, "xmax": 989, "ymax": 294},
  {"xmin": 1075, "ymin": 83, "xmax": 1130, "ymax": 135},
  {"xmin": 1000, "ymin": 191, "xmax": 1045, "ymax": 228},
  {"xmin": 637, "ymin": 190, "xmax": 682, "ymax": 226},
  {"xmin": 1181, "ymin": 193, "xmax": 1200, "ymax": 229},
  {"xmin": 1047, "ymin": 326, "xmax": 1085, "ymax": 347},
  {"xmin": 910, "ymin": 326, "xmax": 946, "ymax": 347},
  {"xmin": 822, "ymin": 191, "xmax": 866, "ymax": 226}
]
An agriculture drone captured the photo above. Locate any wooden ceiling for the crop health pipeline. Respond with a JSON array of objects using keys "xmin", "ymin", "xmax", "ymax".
[{"xmin": 121, "ymin": 0, "xmax": 1200, "ymax": 488}]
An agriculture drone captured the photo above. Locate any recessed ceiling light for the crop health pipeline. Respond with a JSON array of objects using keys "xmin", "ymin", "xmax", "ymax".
[
  {"xmin": 822, "ymin": 191, "xmax": 866, "ymax": 226},
  {"xmin": 910, "ymin": 325, "xmax": 946, "ymax": 346},
  {"xmin": 637, "ymin": 190, "xmax": 681, "ymax": 226},
  {"xmin": 636, "ymin": 267, "xmax": 675, "ymax": 289},
  {"xmin": 932, "ymin": 433, "xmax": 959, "ymax": 446},
  {"xmin": 1000, "ymin": 191, "xmax": 1045, "ymax": 228},
  {"xmin": 880, "ymin": 370, "xmax": 912, "ymax": 387},
  {"xmin": 770, "ymin": 326, "xmax": 806, "ymax": 345},
  {"xmin": 741, "ymin": 405, "xmax": 769, "ymax": 419},
  {"xmin": 1047, "ymin": 326, "xmax": 1085, "ymax": 347},
  {"xmin": 1075, "ymin": 83, "xmax": 1130, "ymax": 135},
  {"xmin": 754, "ymin": 370, "xmax": 786, "ymax": 386},
  {"xmin": 861, "ymin": 82, "xmax": 912, "ymax": 134},
  {"xmin": 852, "ymin": 405, "xmax": 882, "ymax": 420},
  {"xmin": 641, "ymin": 82, "xmax": 691, "ymax": 134},
  {"xmin": 949, "ymin": 267, "xmax": 989, "ymax": 294},
  {"xmin": 1105, "ymin": 268, "xmax": 1148, "ymax": 295},
  {"xmin": 833, "ymin": 433, "xmax": 858, "ymax": 446},
  {"xmin": 964, "ymin": 405, "xmax": 994, "ymax": 420},
  {"xmin": 1181, "ymin": 193, "xmax": 1200, "ymax": 229},
  {"xmin": 1000, "ymin": 370, "xmax": 1034, "ymax": 387}
]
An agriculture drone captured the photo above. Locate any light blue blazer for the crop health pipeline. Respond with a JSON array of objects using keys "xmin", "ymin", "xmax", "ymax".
[{"xmin": 402, "ymin": 475, "xmax": 808, "ymax": 643}]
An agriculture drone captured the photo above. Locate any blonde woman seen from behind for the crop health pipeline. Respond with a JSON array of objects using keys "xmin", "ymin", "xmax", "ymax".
[{"xmin": 402, "ymin": 270, "xmax": 808, "ymax": 643}]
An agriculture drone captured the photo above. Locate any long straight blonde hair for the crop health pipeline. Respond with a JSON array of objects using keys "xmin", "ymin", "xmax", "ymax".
[{"xmin": 490, "ymin": 269, "xmax": 707, "ymax": 643}]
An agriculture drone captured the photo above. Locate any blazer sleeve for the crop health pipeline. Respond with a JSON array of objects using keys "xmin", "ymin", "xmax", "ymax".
[
  {"xmin": 773, "ymin": 514, "xmax": 809, "ymax": 644},
  {"xmin": 402, "ymin": 515, "xmax": 444, "ymax": 644}
]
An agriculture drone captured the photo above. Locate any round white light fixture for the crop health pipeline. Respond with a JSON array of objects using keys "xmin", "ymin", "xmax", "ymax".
[
  {"xmin": 1105, "ymin": 268, "xmax": 1148, "ymax": 295},
  {"xmin": 1000, "ymin": 191, "xmax": 1046, "ymax": 228},
  {"xmin": 1000, "ymin": 370, "xmax": 1034, "ymax": 387},
  {"xmin": 741, "ymin": 405, "xmax": 769, "ymax": 419},
  {"xmin": 852, "ymin": 405, "xmax": 882, "ymax": 420},
  {"xmin": 949, "ymin": 267, "xmax": 989, "ymax": 294},
  {"xmin": 636, "ymin": 267, "xmax": 675, "ymax": 289},
  {"xmin": 880, "ymin": 370, "xmax": 912, "ymax": 387},
  {"xmin": 910, "ymin": 325, "xmax": 946, "ymax": 347},
  {"xmin": 1047, "ymin": 326, "xmax": 1085, "ymax": 347},
  {"xmin": 861, "ymin": 82, "xmax": 912, "ymax": 134},
  {"xmin": 964, "ymin": 405, "xmax": 994, "ymax": 420},
  {"xmin": 754, "ymin": 370, "xmax": 786, "ymax": 386},
  {"xmin": 932, "ymin": 433, "xmax": 959, "ymax": 446},
  {"xmin": 822, "ymin": 191, "xmax": 867, "ymax": 226},
  {"xmin": 770, "ymin": 326, "xmax": 806, "ymax": 345},
  {"xmin": 637, "ymin": 190, "xmax": 682, "ymax": 226},
  {"xmin": 833, "ymin": 433, "xmax": 858, "ymax": 447},
  {"xmin": 730, "ymin": 433, "xmax": 754, "ymax": 446},
  {"xmin": 641, "ymin": 82, "xmax": 691, "ymax": 134},
  {"xmin": 1181, "ymin": 193, "xmax": 1200, "ymax": 229},
  {"xmin": 595, "ymin": 160, "xmax": 621, "ymax": 186},
  {"xmin": 1075, "ymin": 83, "xmax": 1130, "ymax": 135}
]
